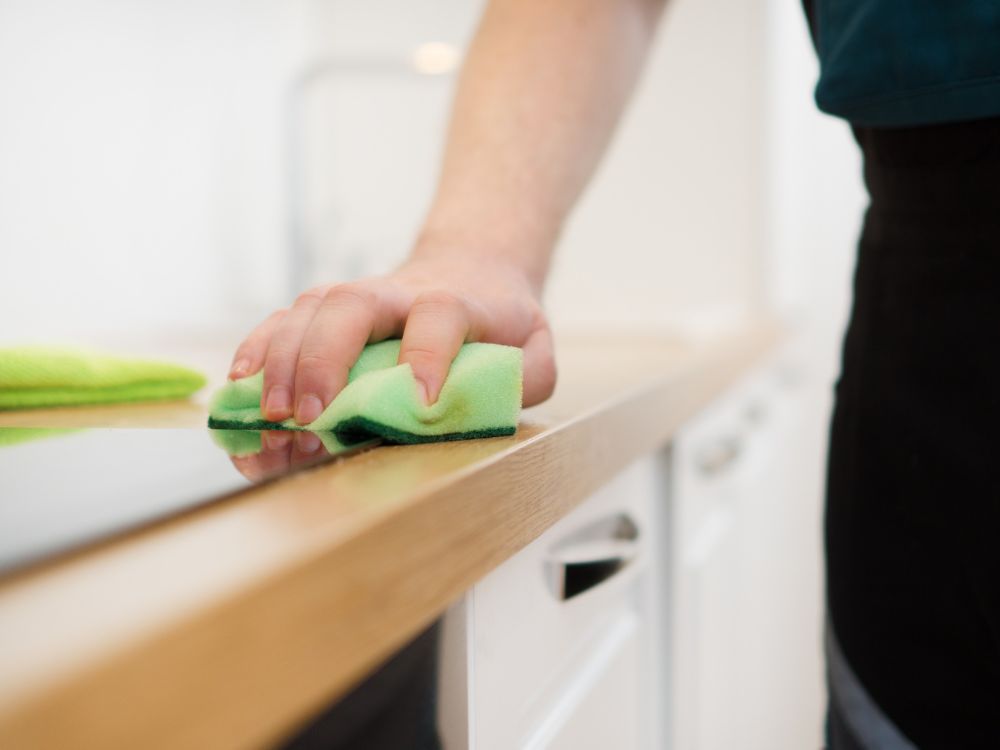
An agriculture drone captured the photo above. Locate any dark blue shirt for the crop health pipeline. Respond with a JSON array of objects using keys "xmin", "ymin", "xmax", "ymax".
[{"xmin": 806, "ymin": 0, "xmax": 1000, "ymax": 127}]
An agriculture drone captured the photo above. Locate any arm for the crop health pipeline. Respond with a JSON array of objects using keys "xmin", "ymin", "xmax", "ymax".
[{"xmin": 229, "ymin": 0, "xmax": 666, "ymax": 426}]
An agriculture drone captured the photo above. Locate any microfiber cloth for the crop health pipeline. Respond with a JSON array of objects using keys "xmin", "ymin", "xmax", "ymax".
[
  {"xmin": 208, "ymin": 339, "xmax": 522, "ymax": 444},
  {"xmin": 0, "ymin": 347, "xmax": 207, "ymax": 410},
  {"xmin": 0, "ymin": 427, "xmax": 79, "ymax": 448}
]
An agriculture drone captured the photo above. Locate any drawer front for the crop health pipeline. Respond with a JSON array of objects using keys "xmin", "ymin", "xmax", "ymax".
[
  {"xmin": 469, "ymin": 457, "xmax": 662, "ymax": 750},
  {"xmin": 529, "ymin": 615, "xmax": 642, "ymax": 750}
]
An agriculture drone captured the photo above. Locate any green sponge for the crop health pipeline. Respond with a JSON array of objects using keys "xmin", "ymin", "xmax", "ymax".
[
  {"xmin": 207, "ymin": 339, "xmax": 522, "ymax": 444},
  {"xmin": 0, "ymin": 346, "xmax": 206, "ymax": 410}
]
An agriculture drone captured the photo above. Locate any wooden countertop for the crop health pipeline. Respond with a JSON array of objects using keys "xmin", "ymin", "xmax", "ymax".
[{"xmin": 0, "ymin": 324, "xmax": 779, "ymax": 749}]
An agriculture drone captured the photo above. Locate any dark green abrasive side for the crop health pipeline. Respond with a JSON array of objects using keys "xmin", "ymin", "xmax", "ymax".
[
  {"xmin": 207, "ymin": 416, "xmax": 516, "ymax": 444},
  {"xmin": 331, "ymin": 417, "xmax": 516, "ymax": 444},
  {"xmin": 207, "ymin": 417, "xmax": 292, "ymax": 430}
]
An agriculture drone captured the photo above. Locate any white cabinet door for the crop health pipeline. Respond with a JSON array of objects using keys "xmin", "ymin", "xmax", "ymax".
[
  {"xmin": 540, "ymin": 616, "xmax": 642, "ymax": 750},
  {"xmin": 439, "ymin": 346, "xmax": 825, "ymax": 750},
  {"xmin": 671, "ymin": 501, "xmax": 744, "ymax": 750},
  {"xmin": 666, "ymin": 345, "xmax": 825, "ymax": 750},
  {"xmin": 439, "ymin": 456, "xmax": 667, "ymax": 750}
]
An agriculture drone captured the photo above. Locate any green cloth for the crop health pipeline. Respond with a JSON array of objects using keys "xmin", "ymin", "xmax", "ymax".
[
  {"xmin": 0, "ymin": 347, "xmax": 206, "ymax": 410},
  {"xmin": 0, "ymin": 427, "xmax": 79, "ymax": 447},
  {"xmin": 208, "ymin": 339, "xmax": 522, "ymax": 444}
]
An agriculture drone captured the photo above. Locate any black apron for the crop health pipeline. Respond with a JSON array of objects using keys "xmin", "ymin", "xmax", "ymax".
[{"xmin": 826, "ymin": 117, "xmax": 1000, "ymax": 747}]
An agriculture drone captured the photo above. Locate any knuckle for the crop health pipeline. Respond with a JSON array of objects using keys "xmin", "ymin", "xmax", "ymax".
[
  {"xmin": 324, "ymin": 283, "xmax": 376, "ymax": 310},
  {"xmin": 267, "ymin": 339, "xmax": 299, "ymax": 358},
  {"xmin": 413, "ymin": 289, "xmax": 463, "ymax": 311},
  {"xmin": 263, "ymin": 346, "xmax": 298, "ymax": 373},
  {"xmin": 295, "ymin": 351, "xmax": 334, "ymax": 375},
  {"xmin": 294, "ymin": 290, "xmax": 325, "ymax": 307},
  {"xmin": 297, "ymin": 349, "xmax": 331, "ymax": 365}
]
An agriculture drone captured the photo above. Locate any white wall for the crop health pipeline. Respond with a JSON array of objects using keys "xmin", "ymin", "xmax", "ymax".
[
  {"xmin": 293, "ymin": 0, "xmax": 483, "ymax": 287},
  {"xmin": 0, "ymin": 0, "xmax": 797, "ymax": 348},
  {"xmin": 755, "ymin": 3, "xmax": 869, "ymax": 743},
  {"xmin": 764, "ymin": 0, "xmax": 864, "ymax": 348},
  {"xmin": 549, "ymin": 0, "xmax": 769, "ymax": 333},
  {"xmin": 0, "ymin": 0, "xmax": 862, "ymax": 345},
  {"xmin": 300, "ymin": 0, "xmax": 773, "ymax": 335},
  {"xmin": 0, "ymin": 0, "xmax": 313, "ymax": 344}
]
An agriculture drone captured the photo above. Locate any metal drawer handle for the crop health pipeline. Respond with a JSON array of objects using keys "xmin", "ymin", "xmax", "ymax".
[{"xmin": 545, "ymin": 513, "xmax": 639, "ymax": 601}]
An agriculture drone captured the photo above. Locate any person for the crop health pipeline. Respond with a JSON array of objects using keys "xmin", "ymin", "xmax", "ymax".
[{"xmin": 229, "ymin": 1, "xmax": 1000, "ymax": 746}]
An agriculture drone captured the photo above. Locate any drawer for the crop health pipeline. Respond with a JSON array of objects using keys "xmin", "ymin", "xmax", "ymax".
[
  {"xmin": 467, "ymin": 457, "xmax": 661, "ymax": 750},
  {"xmin": 672, "ymin": 362, "xmax": 778, "ymax": 563}
]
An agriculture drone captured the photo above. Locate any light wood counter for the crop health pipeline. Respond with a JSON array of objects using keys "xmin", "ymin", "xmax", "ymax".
[{"xmin": 0, "ymin": 325, "xmax": 779, "ymax": 749}]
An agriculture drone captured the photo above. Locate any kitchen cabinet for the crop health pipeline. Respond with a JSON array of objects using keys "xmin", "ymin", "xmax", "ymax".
[
  {"xmin": 440, "ymin": 340, "xmax": 824, "ymax": 750},
  {"xmin": 667, "ymin": 342, "xmax": 824, "ymax": 749}
]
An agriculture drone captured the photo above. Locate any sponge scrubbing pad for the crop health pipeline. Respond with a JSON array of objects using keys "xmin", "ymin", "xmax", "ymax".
[
  {"xmin": 0, "ymin": 347, "xmax": 206, "ymax": 410},
  {"xmin": 208, "ymin": 339, "xmax": 522, "ymax": 444}
]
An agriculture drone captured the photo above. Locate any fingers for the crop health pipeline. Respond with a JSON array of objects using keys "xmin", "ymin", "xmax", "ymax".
[
  {"xmin": 398, "ymin": 291, "xmax": 478, "ymax": 404},
  {"xmin": 231, "ymin": 275, "xmax": 553, "ymax": 424},
  {"xmin": 229, "ymin": 309, "xmax": 287, "ymax": 380},
  {"xmin": 292, "ymin": 284, "xmax": 403, "ymax": 424},
  {"xmin": 521, "ymin": 322, "xmax": 557, "ymax": 407},
  {"xmin": 229, "ymin": 431, "xmax": 292, "ymax": 482},
  {"xmin": 229, "ymin": 431, "xmax": 326, "ymax": 482},
  {"xmin": 259, "ymin": 289, "xmax": 332, "ymax": 421},
  {"xmin": 242, "ymin": 281, "xmax": 408, "ymax": 426}
]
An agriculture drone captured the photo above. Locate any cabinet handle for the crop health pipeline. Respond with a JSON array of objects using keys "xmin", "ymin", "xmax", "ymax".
[
  {"xmin": 545, "ymin": 513, "xmax": 639, "ymax": 601},
  {"xmin": 695, "ymin": 435, "xmax": 742, "ymax": 477}
]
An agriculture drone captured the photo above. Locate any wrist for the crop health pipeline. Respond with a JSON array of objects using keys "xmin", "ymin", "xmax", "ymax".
[{"xmin": 409, "ymin": 222, "xmax": 556, "ymax": 295}]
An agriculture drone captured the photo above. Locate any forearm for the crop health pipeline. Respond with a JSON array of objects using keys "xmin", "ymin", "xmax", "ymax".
[
  {"xmin": 231, "ymin": 0, "xmax": 665, "ymax": 417},
  {"xmin": 414, "ymin": 0, "xmax": 666, "ymax": 290}
]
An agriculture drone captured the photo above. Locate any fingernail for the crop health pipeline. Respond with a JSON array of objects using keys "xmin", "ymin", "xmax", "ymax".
[
  {"xmin": 295, "ymin": 394, "xmax": 323, "ymax": 425},
  {"xmin": 230, "ymin": 358, "xmax": 250, "ymax": 379},
  {"xmin": 296, "ymin": 432, "xmax": 321, "ymax": 453},
  {"xmin": 264, "ymin": 385, "xmax": 292, "ymax": 419}
]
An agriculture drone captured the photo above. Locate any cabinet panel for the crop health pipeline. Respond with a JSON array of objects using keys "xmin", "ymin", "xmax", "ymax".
[
  {"xmin": 667, "ymin": 347, "xmax": 825, "ymax": 749},
  {"xmin": 454, "ymin": 457, "xmax": 663, "ymax": 750},
  {"xmin": 533, "ymin": 615, "xmax": 642, "ymax": 750}
]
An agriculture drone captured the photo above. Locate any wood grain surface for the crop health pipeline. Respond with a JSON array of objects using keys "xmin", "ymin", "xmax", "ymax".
[{"xmin": 0, "ymin": 325, "xmax": 779, "ymax": 749}]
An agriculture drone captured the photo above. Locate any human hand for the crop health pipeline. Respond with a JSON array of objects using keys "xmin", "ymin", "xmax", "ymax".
[{"xmin": 227, "ymin": 252, "xmax": 556, "ymax": 425}]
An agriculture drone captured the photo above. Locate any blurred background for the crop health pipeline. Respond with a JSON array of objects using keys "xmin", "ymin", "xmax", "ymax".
[
  {"xmin": 0, "ymin": 0, "xmax": 868, "ymax": 744},
  {"xmin": 0, "ymin": 0, "xmax": 862, "ymax": 345}
]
